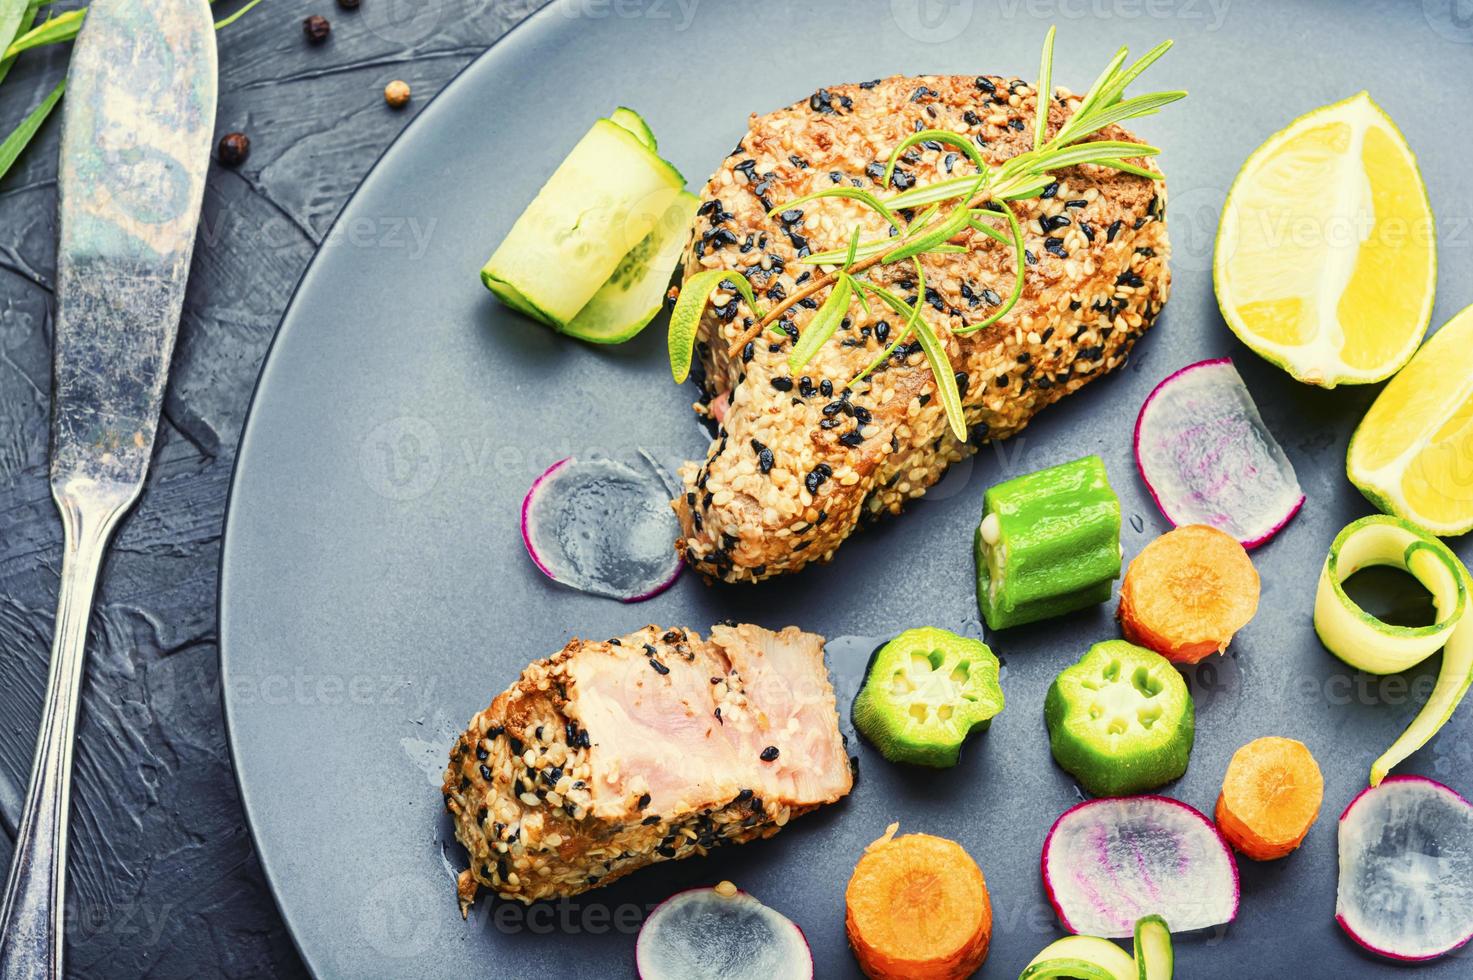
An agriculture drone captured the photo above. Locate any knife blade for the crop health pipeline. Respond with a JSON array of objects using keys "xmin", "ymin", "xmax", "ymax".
[{"xmin": 0, "ymin": 1, "xmax": 216, "ymax": 977}]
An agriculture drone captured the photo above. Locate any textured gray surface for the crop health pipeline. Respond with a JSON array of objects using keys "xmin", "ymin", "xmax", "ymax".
[
  {"xmin": 0, "ymin": 1, "xmax": 542, "ymax": 976},
  {"xmin": 219, "ymin": 1, "xmax": 1473, "ymax": 979}
]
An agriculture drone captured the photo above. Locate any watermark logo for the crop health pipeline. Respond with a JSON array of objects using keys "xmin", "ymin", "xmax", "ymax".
[
  {"xmin": 362, "ymin": 0, "xmax": 448, "ymax": 46},
  {"xmin": 559, "ymin": 0, "xmax": 701, "ymax": 31},
  {"xmin": 359, "ymin": 873, "xmax": 442, "ymax": 959},
  {"xmin": 1163, "ymin": 184, "xmax": 1223, "ymax": 273},
  {"xmin": 1424, "ymin": 0, "xmax": 1473, "ymax": 43},
  {"xmin": 361, "ymin": 415, "xmax": 443, "ymax": 501},
  {"xmin": 890, "ymin": 0, "xmax": 976, "ymax": 44}
]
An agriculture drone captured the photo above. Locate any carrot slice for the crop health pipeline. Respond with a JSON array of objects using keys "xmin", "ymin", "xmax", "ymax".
[
  {"xmin": 1119, "ymin": 524, "xmax": 1260, "ymax": 664},
  {"xmin": 845, "ymin": 823, "xmax": 992, "ymax": 980},
  {"xmin": 1215, "ymin": 736, "xmax": 1324, "ymax": 860}
]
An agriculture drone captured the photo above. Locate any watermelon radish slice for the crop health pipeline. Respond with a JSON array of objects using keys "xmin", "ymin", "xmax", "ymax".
[
  {"xmin": 520, "ymin": 454, "xmax": 682, "ymax": 602},
  {"xmin": 1042, "ymin": 796, "xmax": 1239, "ymax": 938},
  {"xmin": 1337, "ymin": 776, "xmax": 1473, "ymax": 961},
  {"xmin": 1134, "ymin": 357, "xmax": 1304, "ymax": 548},
  {"xmin": 636, "ymin": 884, "xmax": 812, "ymax": 979}
]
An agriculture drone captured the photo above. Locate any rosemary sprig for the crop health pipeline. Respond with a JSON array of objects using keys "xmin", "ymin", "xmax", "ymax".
[{"xmin": 667, "ymin": 27, "xmax": 1184, "ymax": 441}]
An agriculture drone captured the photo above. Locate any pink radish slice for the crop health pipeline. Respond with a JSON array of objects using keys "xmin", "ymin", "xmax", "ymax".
[
  {"xmin": 1134, "ymin": 357, "xmax": 1304, "ymax": 548},
  {"xmin": 636, "ymin": 885, "xmax": 813, "ymax": 980},
  {"xmin": 520, "ymin": 454, "xmax": 682, "ymax": 602},
  {"xmin": 1337, "ymin": 776, "xmax": 1473, "ymax": 961},
  {"xmin": 1042, "ymin": 796, "xmax": 1239, "ymax": 938}
]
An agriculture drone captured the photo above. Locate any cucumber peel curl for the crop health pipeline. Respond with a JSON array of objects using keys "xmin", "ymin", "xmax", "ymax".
[{"xmin": 1313, "ymin": 514, "xmax": 1473, "ymax": 785}]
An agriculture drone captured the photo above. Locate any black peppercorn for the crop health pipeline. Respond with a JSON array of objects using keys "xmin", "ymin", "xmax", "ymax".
[
  {"xmin": 217, "ymin": 132, "xmax": 250, "ymax": 167},
  {"xmin": 303, "ymin": 15, "xmax": 331, "ymax": 43}
]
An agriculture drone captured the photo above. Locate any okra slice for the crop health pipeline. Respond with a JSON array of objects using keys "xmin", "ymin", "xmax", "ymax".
[
  {"xmin": 852, "ymin": 627, "xmax": 1004, "ymax": 768},
  {"xmin": 1044, "ymin": 640, "xmax": 1194, "ymax": 797},
  {"xmin": 975, "ymin": 455, "xmax": 1122, "ymax": 631}
]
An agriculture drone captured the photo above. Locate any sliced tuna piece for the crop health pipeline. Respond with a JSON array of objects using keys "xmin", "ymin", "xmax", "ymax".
[{"xmin": 442, "ymin": 624, "xmax": 852, "ymax": 907}]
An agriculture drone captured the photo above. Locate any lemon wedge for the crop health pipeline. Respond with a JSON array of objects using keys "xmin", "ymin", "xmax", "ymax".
[
  {"xmin": 1214, "ymin": 92, "xmax": 1435, "ymax": 387},
  {"xmin": 1349, "ymin": 304, "xmax": 1473, "ymax": 536}
]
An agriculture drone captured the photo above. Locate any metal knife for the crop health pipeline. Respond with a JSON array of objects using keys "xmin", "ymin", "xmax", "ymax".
[{"xmin": 0, "ymin": 1, "xmax": 216, "ymax": 976}]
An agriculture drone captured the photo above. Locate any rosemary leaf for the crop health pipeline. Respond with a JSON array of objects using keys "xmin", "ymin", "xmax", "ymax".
[
  {"xmin": 904, "ymin": 258, "xmax": 966, "ymax": 440},
  {"xmin": 956, "ymin": 204, "xmax": 1025, "ymax": 335},
  {"xmin": 1028, "ymin": 139, "xmax": 1161, "ymax": 173},
  {"xmin": 884, "ymin": 128, "xmax": 988, "ymax": 185},
  {"xmin": 1093, "ymin": 39, "xmax": 1174, "ymax": 111},
  {"xmin": 849, "ymin": 281, "xmax": 919, "ymax": 386},
  {"xmin": 0, "ymin": 76, "xmax": 62, "ymax": 183},
  {"xmin": 1055, "ymin": 90, "xmax": 1185, "ymax": 146},
  {"xmin": 881, "ymin": 187, "xmax": 978, "ymax": 264},
  {"xmin": 884, "ymin": 174, "xmax": 979, "ymax": 210},
  {"xmin": 214, "ymin": 0, "xmax": 266, "ymax": 30},
  {"xmin": 788, "ymin": 272, "xmax": 851, "ymax": 372},
  {"xmin": 842, "ymin": 225, "xmax": 861, "ymax": 270},
  {"xmin": 1071, "ymin": 45, "xmax": 1129, "ymax": 122},
  {"xmin": 668, "ymin": 269, "xmax": 761, "ymax": 383},
  {"xmin": 770, "ymin": 186, "xmax": 904, "ymax": 234},
  {"xmin": 3, "ymin": 6, "xmax": 79, "ymax": 57},
  {"xmin": 0, "ymin": 0, "xmax": 40, "ymax": 86},
  {"xmin": 1034, "ymin": 26, "xmax": 1056, "ymax": 151},
  {"xmin": 848, "ymin": 272, "xmax": 873, "ymax": 317},
  {"xmin": 0, "ymin": 0, "xmax": 29, "ymax": 62},
  {"xmin": 802, "ymin": 237, "xmax": 891, "ymax": 266}
]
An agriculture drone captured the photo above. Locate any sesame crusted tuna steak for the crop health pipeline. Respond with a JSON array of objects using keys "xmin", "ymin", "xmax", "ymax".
[
  {"xmin": 675, "ymin": 74, "xmax": 1171, "ymax": 582},
  {"xmin": 442, "ymin": 624, "xmax": 852, "ymax": 907}
]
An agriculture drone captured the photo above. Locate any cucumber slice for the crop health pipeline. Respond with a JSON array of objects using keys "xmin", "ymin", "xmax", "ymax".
[
  {"xmin": 610, "ymin": 105, "xmax": 657, "ymax": 151},
  {"xmin": 1133, "ymin": 915, "xmax": 1173, "ymax": 980},
  {"xmin": 482, "ymin": 118, "xmax": 685, "ymax": 328},
  {"xmin": 1021, "ymin": 936, "xmax": 1136, "ymax": 980},
  {"xmin": 851, "ymin": 627, "xmax": 1003, "ymax": 768},
  {"xmin": 562, "ymin": 190, "xmax": 697, "ymax": 344},
  {"xmin": 1314, "ymin": 515, "xmax": 1467, "ymax": 675}
]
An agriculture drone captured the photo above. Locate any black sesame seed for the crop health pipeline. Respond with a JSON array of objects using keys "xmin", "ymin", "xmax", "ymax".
[
  {"xmin": 1040, "ymin": 181, "xmax": 1060, "ymax": 199},
  {"xmin": 1107, "ymin": 219, "xmax": 1123, "ymax": 242},
  {"xmin": 1044, "ymin": 237, "xmax": 1068, "ymax": 258},
  {"xmin": 770, "ymin": 376, "xmax": 794, "ymax": 392},
  {"xmin": 760, "ymin": 746, "xmax": 780, "ymax": 762},
  {"xmin": 638, "ymin": 793, "xmax": 652, "ymax": 809},
  {"xmin": 648, "ymin": 657, "xmax": 669, "ymax": 675},
  {"xmin": 479, "ymin": 765, "xmax": 492, "ymax": 781}
]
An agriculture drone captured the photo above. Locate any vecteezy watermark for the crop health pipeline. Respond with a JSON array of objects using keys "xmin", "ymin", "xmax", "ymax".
[
  {"xmin": 361, "ymin": 415, "xmax": 444, "ymax": 501},
  {"xmin": 890, "ymin": 0, "xmax": 978, "ymax": 43},
  {"xmin": 890, "ymin": 0, "xmax": 1232, "ymax": 43},
  {"xmin": 1423, "ymin": 0, "xmax": 1473, "ymax": 43},
  {"xmin": 559, "ymin": 0, "xmax": 701, "ymax": 31},
  {"xmin": 362, "ymin": 0, "xmax": 450, "ymax": 46}
]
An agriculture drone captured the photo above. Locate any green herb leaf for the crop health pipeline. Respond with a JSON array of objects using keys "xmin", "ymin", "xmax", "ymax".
[
  {"xmin": 904, "ymin": 258, "xmax": 967, "ymax": 440},
  {"xmin": 668, "ymin": 269, "xmax": 761, "ymax": 383},
  {"xmin": 884, "ymin": 128, "xmax": 989, "ymax": 186},
  {"xmin": 0, "ymin": 0, "xmax": 42, "ymax": 85},
  {"xmin": 770, "ymin": 186, "xmax": 905, "ymax": 234},
  {"xmin": 787, "ymin": 272, "xmax": 851, "ymax": 372},
  {"xmin": 842, "ymin": 225, "xmax": 861, "ymax": 270},
  {"xmin": 956, "ymin": 204, "xmax": 1025, "ymax": 335},
  {"xmin": 848, "ymin": 281, "xmax": 920, "ymax": 385},
  {"xmin": 1034, "ymin": 25, "xmax": 1056, "ymax": 151},
  {"xmin": 0, "ymin": 0, "xmax": 30, "ymax": 62},
  {"xmin": 3, "ymin": 6, "xmax": 80, "ymax": 58},
  {"xmin": 0, "ymin": 75, "xmax": 62, "ymax": 183},
  {"xmin": 214, "ymin": 0, "xmax": 266, "ymax": 30}
]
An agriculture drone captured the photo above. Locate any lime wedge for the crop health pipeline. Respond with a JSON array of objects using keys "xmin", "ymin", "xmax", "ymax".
[{"xmin": 1214, "ymin": 92, "xmax": 1435, "ymax": 387}]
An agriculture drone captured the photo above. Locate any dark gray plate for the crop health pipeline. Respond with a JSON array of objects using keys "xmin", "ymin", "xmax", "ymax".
[{"xmin": 219, "ymin": 1, "xmax": 1473, "ymax": 976}]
